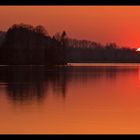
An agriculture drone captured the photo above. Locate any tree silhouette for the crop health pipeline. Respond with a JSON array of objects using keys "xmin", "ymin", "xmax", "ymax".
[
  {"xmin": 0, "ymin": 23, "xmax": 140, "ymax": 65},
  {"xmin": 66, "ymin": 38, "xmax": 140, "ymax": 63},
  {"xmin": 0, "ymin": 23, "xmax": 67, "ymax": 65}
]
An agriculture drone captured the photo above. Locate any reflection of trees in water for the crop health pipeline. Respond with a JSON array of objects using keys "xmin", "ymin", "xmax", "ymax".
[
  {"xmin": 66, "ymin": 66, "xmax": 139, "ymax": 82},
  {"xmin": 0, "ymin": 66, "xmax": 67, "ymax": 104},
  {"xmin": 0, "ymin": 66, "xmax": 138, "ymax": 104}
]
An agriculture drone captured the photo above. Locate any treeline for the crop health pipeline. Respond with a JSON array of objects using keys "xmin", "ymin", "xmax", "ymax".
[
  {"xmin": 0, "ymin": 23, "xmax": 67, "ymax": 65},
  {"xmin": 0, "ymin": 23, "xmax": 140, "ymax": 65},
  {"xmin": 66, "ymin": 39, "xmax": 140, "ymax": 63}
]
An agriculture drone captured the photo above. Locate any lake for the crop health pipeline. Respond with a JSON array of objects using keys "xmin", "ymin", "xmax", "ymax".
[{"xmin": 0, "ymin": 63, "xmax": 140, "ymax": 134}]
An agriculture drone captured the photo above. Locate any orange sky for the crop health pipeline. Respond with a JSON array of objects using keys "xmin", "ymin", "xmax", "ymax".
[{"xmin": 0, "ymin": 6, "xmax": 140, "ymax": 48}]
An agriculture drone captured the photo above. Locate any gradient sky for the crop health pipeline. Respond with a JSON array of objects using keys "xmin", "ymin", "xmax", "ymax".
[{"xmin": 0, "ymin": 6, "xmax": 140, "ymax": 48}]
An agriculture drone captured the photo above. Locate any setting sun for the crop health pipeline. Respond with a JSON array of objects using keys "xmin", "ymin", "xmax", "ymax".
[{"xmin": 136, "ymin": 48, "xmax": 140, "ymax": 51}]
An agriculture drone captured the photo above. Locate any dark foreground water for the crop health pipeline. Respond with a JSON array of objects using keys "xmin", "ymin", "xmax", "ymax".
[{"xmin": 1, "ymin": 63, "xmax": 140, "ymax": 134}]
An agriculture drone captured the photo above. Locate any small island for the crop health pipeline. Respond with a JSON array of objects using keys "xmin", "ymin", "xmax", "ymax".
[{"xmin": 0, "ymin": 23, "xmax": 140, "ymax": 66}]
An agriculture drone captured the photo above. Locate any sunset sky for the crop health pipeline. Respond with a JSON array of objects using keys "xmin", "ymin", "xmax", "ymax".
[{"xmin": 0, "ymin": 6, "xmax": 140, "ymax": 48}]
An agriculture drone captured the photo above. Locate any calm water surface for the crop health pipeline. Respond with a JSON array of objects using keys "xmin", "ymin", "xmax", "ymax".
[{"xmin": 1, "ymin": 63, "xmax": 140, "ymax": 134}]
